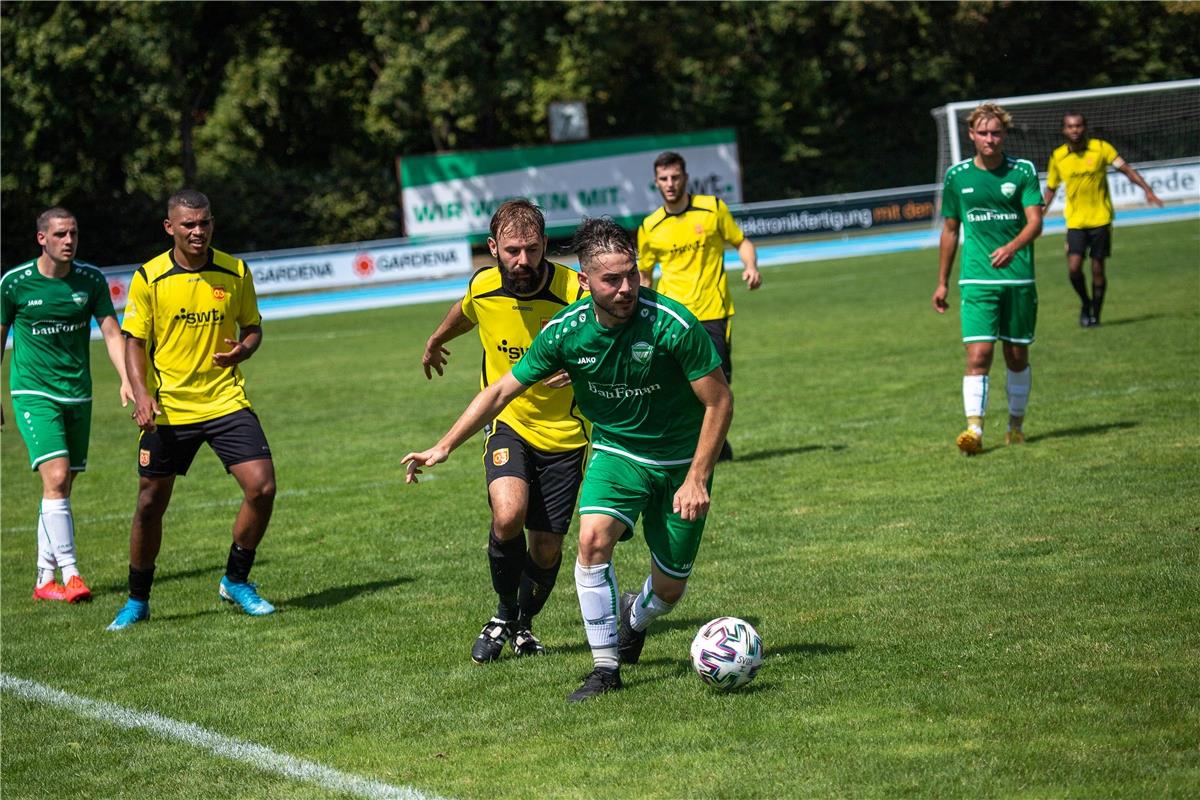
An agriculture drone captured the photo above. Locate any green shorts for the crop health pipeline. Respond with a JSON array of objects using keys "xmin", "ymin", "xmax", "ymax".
[
  {"xmin": 577, "ymin": 449, "xmax": 711, "ymax": 579},
  {"xmin": 10, "ymin": 394, "xmax": 92, "ymax": 471},
  {"xmin": 960, "ymin": 283, "xmax": 1038, "ymax": 345}
]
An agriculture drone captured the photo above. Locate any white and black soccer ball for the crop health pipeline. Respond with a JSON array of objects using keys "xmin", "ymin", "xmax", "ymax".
[{"xmin": 689, "ymin": 616, "xmax": 763, "ymax": 691}]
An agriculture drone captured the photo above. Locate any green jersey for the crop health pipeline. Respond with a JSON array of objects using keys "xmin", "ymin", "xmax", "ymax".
[
  {"xmin": 511, "ymin": 288, "xmax": 721, "ymax": 466},
  {"xmin": 1, "ymin": 260, "xmax": 115, "ymax": 402},
  {"xmin": 941, "ymin": 156, "xmax": 1042, "ymax": 285}
]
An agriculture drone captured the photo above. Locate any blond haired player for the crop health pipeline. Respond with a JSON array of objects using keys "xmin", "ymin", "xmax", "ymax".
[{"xmin": 933, "ymin": 103, "xmax": 1043, "ymax": 454}]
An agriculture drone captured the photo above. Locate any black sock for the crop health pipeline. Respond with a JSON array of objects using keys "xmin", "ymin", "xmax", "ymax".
[
  {"xmin": 129, "ymin": 565, "xmax": 156, "ymax": 601},
  {"xmin": 488, "ymin": 528, "xmax": 525, "ymax": 620},
  {"xmin": 1092, "ymin": 281, "xmax": 1106, "ymax": 321},
  {"xmin": 518, "ymin": 551, "xmax": 562, "ymax": 626},
  {"xmin": 225, "ymin": 542, "xmax": 257, "ymax": 584},
  {"xmin": 1069, "ymin": 271, "xmax": 1090, "ymax": 308}
]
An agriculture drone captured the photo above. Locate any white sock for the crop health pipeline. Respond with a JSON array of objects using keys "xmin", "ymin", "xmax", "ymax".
[
  {"xmin": 574, "ymin": 560, "xmax": 619, "ymax": 669},
  {"xmin": 962, "ymin": 374, "xmax": 989, "ymax": 429},
  {"xmin": 41, "ymin": 498, "xmax": 77, "ymax": 578},
  {"xmin": 36, "ymin": 510, "xmax": 57, "ymax": 585},
  {"xmin": 1006, "ymin": 366, "xmax": 1032, "ymax": 422},
  {"xmin": 629, "ymin": 575, "xmax": 683, "ymax": 633}
]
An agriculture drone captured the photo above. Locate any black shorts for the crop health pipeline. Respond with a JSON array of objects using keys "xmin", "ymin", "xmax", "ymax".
[
  {"xmin": 483, "ymin": 420, "xmax": 586, "ymax": 535},
  {"xmin": 1066, "ymin": 226, "xmax": 1112, "ymax": 259},
  {"xmin": 700, "ymin": 318, "xmax": 732, "ymax": 384},
  {"xmin": 138, "ymin": 409, "xmax": 272, "ymax": 477}
]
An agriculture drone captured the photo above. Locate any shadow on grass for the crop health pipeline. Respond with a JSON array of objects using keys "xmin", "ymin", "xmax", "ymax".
[
  {"xmin": 1087, "ymin": 313, "xmax": 1165, "ymax": 328},
  {"xmin": 93, "ymin": 561, "xmax": 233, "ymax": 594},
  {"xmin": 283, "ymin": 577, "xmax": 412, "ymax": 610},
  {"xmin": 734, "ymin": 444, "xmax": 848, "ymax": 463},
  {"xmin": 1024, "ymin": 420, "xmax": 1137, "ymax": 444}
]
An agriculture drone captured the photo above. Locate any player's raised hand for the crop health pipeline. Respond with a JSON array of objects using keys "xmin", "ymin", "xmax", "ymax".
[
  {"xmin": 422, "ymin": 343, "xmax": 450, "ymax": 379},
  {"xmin": 402, "ymin": 446, "xmax": 449, "ymax": 484}
]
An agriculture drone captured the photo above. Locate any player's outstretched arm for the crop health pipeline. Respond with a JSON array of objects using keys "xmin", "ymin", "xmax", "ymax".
[
  {"xmin": 674, "ymin": 368, "xmax": 733, "ymax": 522},
  {"xmin": 99, "ymin": 316, "xmax": 133, "ymax": 406},
  {"xmin": 403, "ymin": 371, "xmax": 528, "ymax": 483},
  {"xmin": 933, "ymin": 217, "xmax": 960, "ymax": 313},
  {"xmin": 422, "ymin": 300, "xmax": 475, "ymax": 379},
  {"xmin": 1117, "ymin": 162, "xmax": 1164, "ymax": 207}
]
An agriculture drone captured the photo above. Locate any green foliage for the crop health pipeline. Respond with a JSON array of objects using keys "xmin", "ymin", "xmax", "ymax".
[
  {"xmin": 3, "ymin": 1, "xmax": 1199, "ymax": 265},
  {"xmin": 2, "ymin": 222, "xmax": 1198, "ymax": 797}
]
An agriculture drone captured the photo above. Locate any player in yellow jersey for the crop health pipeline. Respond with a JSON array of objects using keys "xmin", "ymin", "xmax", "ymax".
[
  {"xmin": 107, "ymin": 190, "xmax": 277, "ymax": 631},
  {"xmin": 637, "ymin": 152, "xmax": 759, "ymax": 461},
  {"xmin": 421, "ymin": 199, "xmax": 588, "ymax": 662},
  {"xmin": 1042, "ymin": 112, "xmax": 1162, "ymax": 327}
]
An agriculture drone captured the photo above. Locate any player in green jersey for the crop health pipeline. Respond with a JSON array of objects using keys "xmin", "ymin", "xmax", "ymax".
[
  {"xmin": 932, "ymin": 103, "xmax": 1043, "ymax": 455},
  {"xmin": 1, "ymin": 207, "xmax": 132, "ymax": 603},
  {"xmin": 404, "ymin": 217, "xmax": 733, "ymax": 703}
]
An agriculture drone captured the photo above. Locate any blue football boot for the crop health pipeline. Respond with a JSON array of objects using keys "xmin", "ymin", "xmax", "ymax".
[{"xmin": 219, "ymin": 576, "xmax": 276, "ymax": 616}]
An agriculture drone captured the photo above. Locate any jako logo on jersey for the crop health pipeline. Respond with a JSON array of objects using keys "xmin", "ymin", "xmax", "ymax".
[
  {"xmin": 497, "ymin": 339, "xmax": 528, "ymax": 362},
  {"xmin": 961, "ymin": 187, "xmax": 974, "ymax": 194},
  {"xmin": 25, "ymin": 299, "xmax": 43, "ymax": 307},
  {"xmin": 1001, "ymin": 182, "xmax": 1017, "ymax": 198},
  {"xmin": 631, "ymin": 341, "xmax": 653, "ymax": 364},
  {"xmin": 174, "ymin": 308, "xmax": 226, "ymax": 326},
  {"xmin": 71, "ymin": 292, "xmax": 88, "ymax": 306},
  {"xmin": 576, "ymin": 356, "xmax": 596, "ymax": 365},
  {"xmin": 212, "ymin": 286, "xmax": 227, "ymax": 300}
]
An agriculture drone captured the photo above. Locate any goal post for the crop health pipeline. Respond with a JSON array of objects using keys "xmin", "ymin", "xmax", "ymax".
[{"xmin": 931, "ymin": 79, "xmax": 1200, "ymax": 188}]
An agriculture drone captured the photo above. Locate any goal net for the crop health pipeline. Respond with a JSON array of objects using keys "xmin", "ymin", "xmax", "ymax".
[{"xmin": 931, "ymin": 79, "xmax": 1200, "ymax": 187}]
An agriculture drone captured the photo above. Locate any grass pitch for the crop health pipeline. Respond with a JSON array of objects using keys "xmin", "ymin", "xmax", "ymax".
[{"xmin": 2, "ymin": 220, "xmax": 1198, "ymax": 799}]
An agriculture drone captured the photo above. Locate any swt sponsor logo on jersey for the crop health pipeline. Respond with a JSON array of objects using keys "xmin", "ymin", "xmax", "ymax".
[
  {"xmin": 497, "ymin": 339, "xmax": 528, "ymax": 362},
  {"xmin": 173, "ymin": 307, "xmax": 227, "ymax": 326}
]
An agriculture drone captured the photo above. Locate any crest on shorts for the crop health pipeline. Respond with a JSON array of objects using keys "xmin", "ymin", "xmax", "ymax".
[
  {"xmin": 631, "ymin": 341, "xmax": 653, "ymax": 364},
  {"xmin": 1000, "ymin": 182, "xmax": 1017, "ymax": 198},
  {"xmin": 212, "ymin": 286, "xmax": 227, "ymax": 300},
  {"xmin": 492, "ymin": 448, "xmax": 509, "ymax": 467},
  {"xmin": 139, "ymin": 449, "xmax": 151, "ymax": 467}
]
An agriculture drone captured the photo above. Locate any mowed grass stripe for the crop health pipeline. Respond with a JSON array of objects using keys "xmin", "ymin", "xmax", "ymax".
[{"xmin": 1, "ymin": 673, "xmax": 449, "ymax": 800}]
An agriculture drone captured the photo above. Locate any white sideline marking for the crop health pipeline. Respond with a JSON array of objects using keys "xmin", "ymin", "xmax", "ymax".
[{"xmin": 1, "ymin": 674, "xmax": 448, "ymax": 800}]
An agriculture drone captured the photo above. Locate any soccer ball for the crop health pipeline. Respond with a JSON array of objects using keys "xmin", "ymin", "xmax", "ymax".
[{"xmin": 689, "ymin": 617, "xmax": 763, "ymax": 691}]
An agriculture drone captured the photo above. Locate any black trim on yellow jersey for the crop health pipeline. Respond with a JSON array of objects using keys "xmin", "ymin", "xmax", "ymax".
[
  {"xmin": 642, "ymin": 195, "xmax": 724, "ymax": 234},
  {"xmin": 151, "ymin": 249, "xmax": 239, "ymax": 284}
]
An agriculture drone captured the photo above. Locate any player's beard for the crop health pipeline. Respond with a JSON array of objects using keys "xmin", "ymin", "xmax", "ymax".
[
  {"xmin": 500, "ymin": 260, "xmax": 544, "ymax": 295},
  {"xmin": 593, "ymin": 292, "xmax": 635, "ymax": 321}
]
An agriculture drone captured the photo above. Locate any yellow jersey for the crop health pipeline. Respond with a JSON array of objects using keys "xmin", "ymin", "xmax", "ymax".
[
  {"xmin": 637, "ymin": 195, "xmax": 745, "ymax": 321},
  {"xmin": 460, "ymin": 260, "xmax": 589, "ymax": 452},
  {"xmin": 121, "ymin": 248, "xmax": 262, "ymax": 425},
  {"xmin": 1046, "ymin": 138, "xmax": 1121, "ymax": 229}
]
